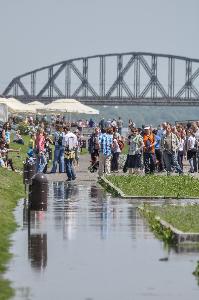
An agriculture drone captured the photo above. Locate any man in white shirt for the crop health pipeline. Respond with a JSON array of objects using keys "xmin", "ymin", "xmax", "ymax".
[{"xmin": 63, "ymin": 127, "xmax": 78, "ymax": 181}]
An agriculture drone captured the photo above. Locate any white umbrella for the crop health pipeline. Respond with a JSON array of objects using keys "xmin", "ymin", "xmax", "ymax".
[
  {"xmin": 26, "ymin": 101, "xmax": 45, "ymax": 109},
  {"xmin": 37, "ymin": 98, "xmax": 99, "ymax": 115},
  {"xmin": 0, "ymin": 97, "xmax": 36, "ymax": 114}
]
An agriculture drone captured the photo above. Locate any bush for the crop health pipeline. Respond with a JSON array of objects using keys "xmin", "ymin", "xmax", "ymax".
[{"xmin": 17, "ymin": 122, "xmax": 30, "ymax": 135}]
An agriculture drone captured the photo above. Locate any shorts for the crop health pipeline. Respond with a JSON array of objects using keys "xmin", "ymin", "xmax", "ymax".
[{"xmin": 128, "ymin": 154, "xmax": 141, "ymax": 168}]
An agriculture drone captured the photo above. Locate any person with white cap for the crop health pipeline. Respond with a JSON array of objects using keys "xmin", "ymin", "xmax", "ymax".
[
  {"xmin": 63, "ymin": 126, "xmax": 78, "ymax": 181},
  {"xmin": 143, "ymin": 126, "xmax": 156, "ymax": 174}
]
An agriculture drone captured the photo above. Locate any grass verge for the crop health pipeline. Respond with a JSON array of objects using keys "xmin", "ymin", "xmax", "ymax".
[
  {"xmin": 0, "ymin": 169, "xmax": 24, "ymax": 300},
  {"xmin": 106, "ymin": 175, "xmax": 199, "ymax": 198},
  {"xmin": 139, "ymin": 204, "xmax": 199, "ymax": 285},
  {"xmin": 193, "ymin": 261, "xmax": 199, "ymax": 284},
  {"xmin": 146, "ymin": 204, "xmax": 199, "ymax": 233},
  {"xmin": 139, "ymin": 204, "xmax": 174, "ymax": 243},
  {"xmin": 9, "ymin": 135, "xmax": 30, "ymax": 171}
]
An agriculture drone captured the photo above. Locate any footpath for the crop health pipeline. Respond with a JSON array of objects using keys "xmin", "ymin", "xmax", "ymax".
[{"xmin": 46, "ymin": 153, "xmax": 98, "ymax": 183}]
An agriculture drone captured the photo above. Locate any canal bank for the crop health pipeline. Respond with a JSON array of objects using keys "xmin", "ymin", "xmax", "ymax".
[{"xmin": 0, "ymin": 169, "xmax": 24, "ymax": 300}]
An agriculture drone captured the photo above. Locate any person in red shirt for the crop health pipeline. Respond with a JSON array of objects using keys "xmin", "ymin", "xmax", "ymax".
[
  {"xmin": 35, "ymin": 128, "xmax": 47, "ymax": 173},
  {"xmin": 143, "ymin": 126, "xmax": 156, "ymax": 174}
]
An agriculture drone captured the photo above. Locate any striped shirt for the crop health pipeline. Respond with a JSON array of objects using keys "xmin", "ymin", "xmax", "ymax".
[{"xmin": 99, "ymin": 133, "xmax": 113, "ymax": 156}]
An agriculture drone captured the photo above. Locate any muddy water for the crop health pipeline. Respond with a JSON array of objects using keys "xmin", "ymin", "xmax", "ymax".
[{"xmin": 6, "ymin": 182, "xmax": 199, "ymax": 300}]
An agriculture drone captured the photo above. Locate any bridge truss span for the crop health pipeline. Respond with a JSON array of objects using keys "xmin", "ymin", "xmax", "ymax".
[{"xmin": 3, "ymin": 52, "xmax": 199, "ymax": 106}]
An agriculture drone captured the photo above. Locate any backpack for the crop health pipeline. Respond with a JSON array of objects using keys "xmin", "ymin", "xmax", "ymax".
[{"xmin": 118, "ymin": 139, "xmax": 124, "ymax": 151}]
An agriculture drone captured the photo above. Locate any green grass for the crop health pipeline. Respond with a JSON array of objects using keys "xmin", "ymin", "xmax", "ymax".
[
  {"xmin": 0, "ymin": 168, "xmax": 24, "ymax": 300},
  {"xmin": 9, "ymin": 135, "xmax": 30, "ymax": 171},
  {"xmin": 149, "ymin": 205, "xmax": 199, "ymax": 233},
  {"xmin": 106, "ymin": 175, "xmax": 199, "ymax": 198}
]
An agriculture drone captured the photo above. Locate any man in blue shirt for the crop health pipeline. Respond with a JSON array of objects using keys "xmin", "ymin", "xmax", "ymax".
[
  {"xmin": 154, "ymin": 129, "xmax": 164, "ymax": 172},
  {"xmin": 98, "ymin": 128, "xmax": 113, "ymax": 176}
]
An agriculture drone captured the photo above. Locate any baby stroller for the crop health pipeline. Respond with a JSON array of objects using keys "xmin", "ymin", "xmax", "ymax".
[{"xmin": 88, "ymin": 159, "xmax": 99, "ymax": 173}]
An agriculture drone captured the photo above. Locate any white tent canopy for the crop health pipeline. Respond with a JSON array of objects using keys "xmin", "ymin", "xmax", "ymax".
[
  {"xmin": 26, "ymin": 101, "xmax": 45, "ymax": 109},
  {"xmin": 0, "ymin": 97, "xmax": 36, "ymax": 114},
  {"xmin": 37, "ymin": 98, "xmax": 99, "ymax": 115}
]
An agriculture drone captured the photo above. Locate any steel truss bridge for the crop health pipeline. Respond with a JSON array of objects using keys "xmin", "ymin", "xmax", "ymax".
[{"xmin": 2, "ymin": 52, "xmax": 199, "ymax": 106}]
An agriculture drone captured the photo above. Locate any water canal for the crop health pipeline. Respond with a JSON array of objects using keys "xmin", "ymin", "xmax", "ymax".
[{"xmin": 6, "ymin": 181, "xmax": 199, "ymax": 300}]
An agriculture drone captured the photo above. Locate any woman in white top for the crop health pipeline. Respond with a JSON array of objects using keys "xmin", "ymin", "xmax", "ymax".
[
  {"xmin": 177, "ymin": 133, "xmax": 185, "ymax": 171},
  {"xmin": 187, "ymin": 130, "xmax": 197, "ymax": 173},
  {"xmin": 111, "ymin": 135, "xmax": 121, "ymax": 172}
]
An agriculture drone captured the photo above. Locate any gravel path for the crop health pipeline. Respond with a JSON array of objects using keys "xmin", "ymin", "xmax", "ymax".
[{"xmin": 46, "ymin": 154, "xmax": 98, "ymax": 183}]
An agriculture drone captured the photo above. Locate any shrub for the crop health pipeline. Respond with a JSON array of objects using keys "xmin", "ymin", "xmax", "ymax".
[{"xmin": 17, "ymin": 122, "xmax": 30, "ymax": 135}]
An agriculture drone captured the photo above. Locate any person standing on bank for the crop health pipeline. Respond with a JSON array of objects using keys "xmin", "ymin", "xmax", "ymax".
[
  {"xmin": 117, "ymin": 117, "xmax": 123, "ymax": 135},
  {"xmin": 98, "ymin": 128, "xmax": 113, "ymax": 176},
  {"xmin": 51, "ymin": 124, "xmax": 65, "ymax": 173},
  {"xmin": 128, "ymin": 127, "xmax": 144, "ymax": 174},
  {"xmin": 161, "ymin": 124, "xmax": 183, "ymax": 175},
  {"xmin": 63, "ymin": 126, "xmax": 78, "ymax": 181},
  {"xmin": 35, "ymin": 128, "xmax": 47, "ymax": 173},
  {"xmin": 143, "ymin": 126, "xmax": 156, "ymax": 174}
]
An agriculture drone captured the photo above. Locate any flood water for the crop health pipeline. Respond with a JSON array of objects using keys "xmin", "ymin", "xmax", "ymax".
[{"xmin": 6, "ymin": 181, "xmax": 199, "ymax": 300}]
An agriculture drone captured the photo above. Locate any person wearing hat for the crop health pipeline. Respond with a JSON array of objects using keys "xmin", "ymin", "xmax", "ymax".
[
  {"xmin": 143, "ymin": 126, "xmax": 156, "ymax": 174},
  {"xmin": 63, "ymin": 126, "xmax": 78, "ymax": 181}
]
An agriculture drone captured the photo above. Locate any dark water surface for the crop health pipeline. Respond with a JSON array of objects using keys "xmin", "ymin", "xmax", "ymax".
[{"xmin": 6, "ymin": 182, "xmax": 199, "ymax": 300}]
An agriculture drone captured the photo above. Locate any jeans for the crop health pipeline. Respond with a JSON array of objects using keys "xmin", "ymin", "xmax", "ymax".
[
  {"xmin": 36, "ymin": 153, "xmax": 47, "ymax": 173},
  {"xmin": 177, "ymin": 150, "xmax": 184, "ymax": 171},
  {"xmin": 65, "ymin": 158, "xmax": 76, "ymax": 180},
  {"xmin": 163, "ymin": 151, "xmax": 182, "ymax": 174},
  {"xmin": 51, "ymin": 145, "xmax": 65, "ymax": 173},
  {"xmin": 187, "ymin": 149, "xmax": 197, "ymax": 172},
  {"xmin": 118, "ymin": 128, "xmax": 122, "ymax": 135}
]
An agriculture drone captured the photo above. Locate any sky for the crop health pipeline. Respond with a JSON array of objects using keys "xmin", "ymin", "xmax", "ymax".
[{"xmin": 0, "ymin": 0, "xmax": 199, "ymax": 93}]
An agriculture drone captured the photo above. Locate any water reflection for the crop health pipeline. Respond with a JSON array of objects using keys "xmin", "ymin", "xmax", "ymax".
[
  {"xmin": 90, "ymin": 185, "xmax": 113, "ymax": 239},
  {"xmin": 28, "ymin": 233, "xmax": 47, "ymax": 270},
  {"xmin": 8, "ymin": 181, "xmax": 199, "ymax": 300},
  {"xmin": 24, "ymin": 204, "xmax": 48, "ymax": 271}
]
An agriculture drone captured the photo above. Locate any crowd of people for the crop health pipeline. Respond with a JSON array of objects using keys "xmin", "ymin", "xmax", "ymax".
[
  {"xmin": 0, "ymin": 117, "xmax": 82, "ymax": 180},
  {"xmin": 0, "ymin": 122, "xmax": 20, "ymax": 171},
  {"xmin": 2, "ymin": 114, "xmax": 199, "ymax": 179},
  {"xmin": 88, "ymin": 118, "xmax": 199, "ymax": 177}
]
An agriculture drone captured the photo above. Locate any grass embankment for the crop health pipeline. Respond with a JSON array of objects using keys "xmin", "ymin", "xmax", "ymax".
[
  {"xmin": 106, "ymin": 175, "xmax": 199, "ymax": 198},
  {"xmin": 0, "ymin": 134, "xmax": 27, "ymax": 299},
  {"xmin": 0, "ymin": 169, "xmax": 24, "ymax": 300},
  {"xmin": 139, "ymin": 204, "xmax": 199, "ymax": 283},
  {"xmin": 9, "ymin": 135, "xmax": 30, "ymax": 171},
  {"xmin": 145, "ymin": 205, "xmax": 199, "ymax": 233}
]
